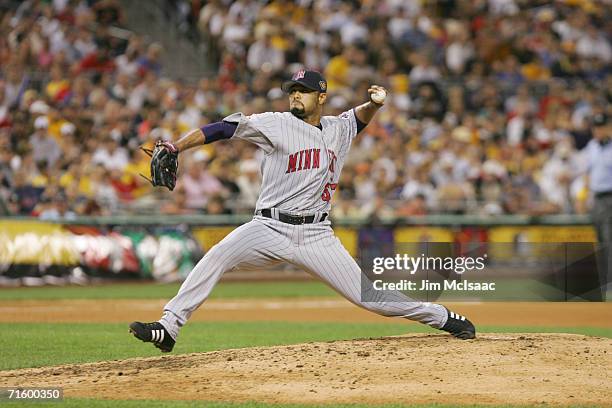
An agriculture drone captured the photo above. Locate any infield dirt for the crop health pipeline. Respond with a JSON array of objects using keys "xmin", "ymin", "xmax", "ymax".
[
  {"xmin": 0, "ymin": 333, "xmax": 610, "ymax": 406},
  {"xmin": 1, "ymin": 298, "xmax": 611, "ymax": 326},
  {"xmin": 2, "ymin": 299, "xmax": 611, "ymax": 406}
]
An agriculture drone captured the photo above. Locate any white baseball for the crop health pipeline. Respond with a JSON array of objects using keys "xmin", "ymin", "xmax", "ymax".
[{"xmin": 371, "ymin": 89, "xmax": 386, "ymax": 104}]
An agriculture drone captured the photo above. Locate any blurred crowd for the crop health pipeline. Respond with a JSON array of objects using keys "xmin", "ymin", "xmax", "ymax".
[{"xmin": 0, "ymin": 0, "xmax": 611, "ymax": 219}]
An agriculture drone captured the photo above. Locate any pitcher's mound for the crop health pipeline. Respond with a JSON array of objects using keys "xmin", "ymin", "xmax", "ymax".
[{"xmin": 1, "ymin": 333, "xmax": 610, "ymax": 406}]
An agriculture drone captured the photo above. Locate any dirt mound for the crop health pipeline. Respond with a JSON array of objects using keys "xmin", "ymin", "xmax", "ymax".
[{"xmin": 1, "ymin": 333, "xmax": 610, "ymax": 406}]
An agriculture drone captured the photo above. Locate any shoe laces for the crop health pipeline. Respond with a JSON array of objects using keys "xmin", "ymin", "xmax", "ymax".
[{"xmin": 143, "ymin": 322, "xmax": 163, "ymax": 330}]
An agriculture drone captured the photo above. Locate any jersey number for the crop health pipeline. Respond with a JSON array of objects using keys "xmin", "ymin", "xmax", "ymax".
[{"xmin": 321, "ymin": 183, "xmax": 338, "ymax": 202}]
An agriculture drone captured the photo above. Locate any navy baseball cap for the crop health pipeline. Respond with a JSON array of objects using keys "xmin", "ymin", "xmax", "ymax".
[
  {"xmin": 282, "ymin": 69, "xmax": 327, "ymax": 93},
  {"xmin": 592, "ymin": 113, "xmax": 607, "ymax": 127}
]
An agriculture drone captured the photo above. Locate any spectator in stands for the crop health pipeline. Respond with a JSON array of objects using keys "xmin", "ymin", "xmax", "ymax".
[
  {"xmin": 0, "ymin": 81, "xmax": 10, "ymax": 127},
  {"xmin": 92, "ymin": 137, "xmax": 128, "ymax": 171},
  {"xmin": 180, "ymin": 157, "xmax": 224, "ymax": 211},
  {"xmin": 236, "ymin": 159, "xmax": 261, "ymax": 213},
  {"xmin": 37, "ymin": 189, "xmax": 77, "ymax": 220},
  {"xmin": 29, "ymin": 116, "xmax": 62, "ymax": 169},
  {"xmin": 206, "ymin": 194, "xmax": 232, "ymax": 215},
  {"xmin": 409, "ymin": 53, "xmax": 442, "ymax": 86},
  {"xmin": 76, "ymin": 46, "xmax": 115, "ymax": 74},
  {"xmin": 584, "ymin": 113, "xmax": 612, "ymax": 298},
  {"xmin": 246, "ymin": 31, "xmax": 284, "ymax": 74},
  {"xmin": 1, "ymin": 0, "xmax": 610, "ymax": 218},
  {"xmin": 89, "ymin": 165, "xmax": 118, "ymax": 213},
  {"xmin": 3, "ymin": 64, "xmax": 29, "ymax": 109},
  {"xmin": 397, "ymin": 194, "xmax": 428, "ymax": 217},
  {"xmin": 11, "ymin": 169, "xmax": 44, "ymax": 215},
  {"xmin": 137, "ymin": 43, "xmax": 163, "ymax": 76},
  {"xmin": 93, "ymin": 0, "xmax": 124, "ymax": 27}
]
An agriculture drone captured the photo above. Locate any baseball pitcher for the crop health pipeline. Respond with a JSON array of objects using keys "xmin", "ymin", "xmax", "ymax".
[{"xmin": 130, "ymin": 70, "xmax": 476, "ymax": 352}]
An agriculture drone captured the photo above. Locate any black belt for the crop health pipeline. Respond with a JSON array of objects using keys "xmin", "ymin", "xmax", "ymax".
[
  {"xmin": 259, "ymin": 209, "xmax": 328, "ymax": 225},
  {"xmin": 595, "ymin": 191, "xmax": 612, "ymax": 199}
]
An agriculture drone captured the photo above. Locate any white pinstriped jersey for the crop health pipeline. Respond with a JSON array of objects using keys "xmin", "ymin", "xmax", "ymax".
[
  {"xmin": 224, "ymin": 110, "xmax": 358, "ymax": 213},
  {"xmin": 161, "ymin": 108, "xmax": 449, "ymax": 340}
]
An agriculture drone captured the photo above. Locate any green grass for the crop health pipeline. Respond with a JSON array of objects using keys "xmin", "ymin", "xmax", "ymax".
[
  {"xmin": 1, "ymin": 282, "xmax": 608, "ymax": 407},
  {"xmin": 1, "ymin": 321, "xmax": 610, "ymax": 371},
  {"xmin": 0, "ymin": 281, "xmax": 338, "ymax": 301},
  {"xmin": 2, "ymin": 322, "xmax": 608, "ymax": 408},
  {"xmin": 2, "ymin": 279, "xmax": 608, "ymax": 302},
  {"xmin": 0, "ymin": 321, "xmax": 430, "ymax": 370}
]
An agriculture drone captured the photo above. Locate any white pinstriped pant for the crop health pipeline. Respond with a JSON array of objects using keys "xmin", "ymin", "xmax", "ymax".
[{"xmin": 160, "ymin": 216, "xmax": 448, "ymax": 340}]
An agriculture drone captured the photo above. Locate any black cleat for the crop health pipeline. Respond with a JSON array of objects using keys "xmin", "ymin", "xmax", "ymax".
[
  {"xmin": 441, "ymin": 308, "xmax": 476, "ymax": 339},
  {"xmin": 129, "ymin": 321, "xmax": 175, "ymax": 352}
]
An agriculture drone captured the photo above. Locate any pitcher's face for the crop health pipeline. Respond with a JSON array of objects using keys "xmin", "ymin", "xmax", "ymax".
[{"xmin": 288, "ymin": 86, "xmax": 326, "ymax": 118}]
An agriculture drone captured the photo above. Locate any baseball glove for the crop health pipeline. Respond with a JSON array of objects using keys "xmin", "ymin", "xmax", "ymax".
[{"xmin": 140, "ymin": 140, "xmax": 179, "ymax": 191}]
